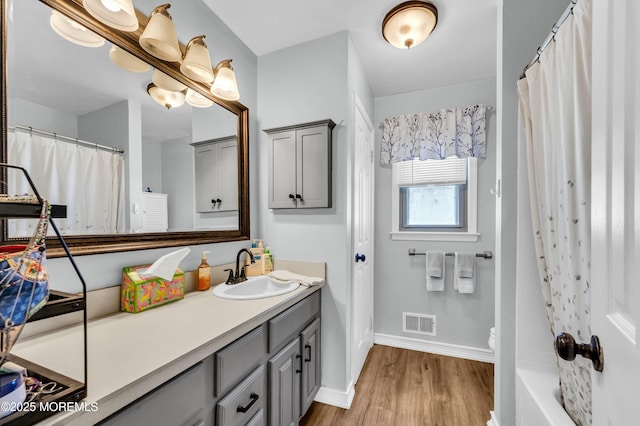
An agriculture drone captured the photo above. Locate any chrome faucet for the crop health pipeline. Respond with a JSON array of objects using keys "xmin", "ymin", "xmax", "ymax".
[{"xmin": 225, "ymin": 248, "xmax": 255, "ymax": 284}]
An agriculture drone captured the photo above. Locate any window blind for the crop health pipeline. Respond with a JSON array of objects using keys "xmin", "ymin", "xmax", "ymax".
[{"xmin": 393, "ymin": 157, "xmax": 468, "ymax": 186}]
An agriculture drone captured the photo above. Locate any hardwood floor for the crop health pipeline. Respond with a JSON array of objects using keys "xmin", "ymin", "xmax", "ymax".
[{"xmin": 300, "ymin": 344, "xmax": 494, "ymax": 426}]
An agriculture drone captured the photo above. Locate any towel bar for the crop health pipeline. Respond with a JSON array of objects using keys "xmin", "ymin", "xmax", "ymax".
[{"xmin": 408, "ymin": 248, "xmax": 493, "ymax": 259}]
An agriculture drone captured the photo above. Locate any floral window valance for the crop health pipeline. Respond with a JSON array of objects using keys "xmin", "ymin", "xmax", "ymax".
[{"xmin": 380, "ymin": 104, "xmax": 489, "ymax": 164}]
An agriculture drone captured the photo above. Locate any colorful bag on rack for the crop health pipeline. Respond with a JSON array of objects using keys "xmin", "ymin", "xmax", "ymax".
[{"xmin": 0, "ymin": 201, "xmax": 50, "ymax": 330}]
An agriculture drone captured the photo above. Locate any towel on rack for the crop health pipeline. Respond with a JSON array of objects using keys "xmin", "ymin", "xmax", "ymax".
[
  {"xmin": 268, "ymin": 270, "xmax": 324, "ymax": 287},
  {"xmin": 454, "ymin": 252, "xmax": 476, "ymax": 293},
  {"xmin": 426, "ymin": 251, "xmax": 445, "ymax": 291}
]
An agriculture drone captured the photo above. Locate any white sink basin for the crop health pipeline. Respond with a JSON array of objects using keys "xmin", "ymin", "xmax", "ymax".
[{"xmin": 213, "ymin": 275, "xmax": 300, "ymax": 300}]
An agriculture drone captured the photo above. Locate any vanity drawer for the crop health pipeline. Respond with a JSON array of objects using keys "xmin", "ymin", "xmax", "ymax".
[
  {"xmin": 217, "ymin": 366, "xmax": 265, "ymax": 426},
  {"xmin": 268, "ymin": 291, "xmax": 320, "ymax": 352},
  {"xmin": 215, "ymin": 324, "xmax": 267, "ymax": 396}
]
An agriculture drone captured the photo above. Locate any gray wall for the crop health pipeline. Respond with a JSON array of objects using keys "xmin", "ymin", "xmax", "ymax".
[
  {"xmin": 496, "ymin": 0, "xmax": 569, "ymax": 424},
  {"xmin": 10, "ymin": 98, "xmax": 78, "ymax": 136},
  {"xmin": 257, "ymin": 31, "xmax": 373, "ymax": 394},
  {"xmin": 41, "ymin": 0, "xmax": 259, "ymax": 295},
  {"xmin": 373, "ymin": 79, "xmax": 496, "ymax": 349},
  {"xmin": 142, "ymin": 137, "xmax": 163, "ymax": 194}
]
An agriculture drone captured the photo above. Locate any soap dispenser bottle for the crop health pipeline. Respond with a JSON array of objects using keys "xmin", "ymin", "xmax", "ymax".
[{"xmin": 198, "ymin": 251, "xmax": 211, "ymax": 291}]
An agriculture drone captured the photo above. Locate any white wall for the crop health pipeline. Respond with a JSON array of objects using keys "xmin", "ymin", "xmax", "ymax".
[
  {"xmin": 142, "ymin": 137, "xmax": 163, "ymax": 194},
  {"xmin": 496, "ymin": 0, "xmax": 569, "ymax": 424},
  {"xmin": 373, "ymin": 79, "xmax": 496, "ymax": 350},
  {"xmin": 9, "ymin": 98, "xmax": 78, "ymax": 136}
]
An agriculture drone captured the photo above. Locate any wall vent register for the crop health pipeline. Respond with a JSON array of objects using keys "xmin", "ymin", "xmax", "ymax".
[{"xmin": 403, "ymin": 312, "xmax": 436, "ymax": 336}]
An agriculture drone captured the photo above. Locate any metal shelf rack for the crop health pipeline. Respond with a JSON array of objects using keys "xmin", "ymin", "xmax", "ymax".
[{"xmin": 0, "ymin": 163, "xmax": 87, "ymax": 425}]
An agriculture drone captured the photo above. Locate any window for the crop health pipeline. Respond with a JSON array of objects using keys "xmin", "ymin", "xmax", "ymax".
[{"xmin": 391, "ymin": 157, "xmax": 478, "ymax": 241}]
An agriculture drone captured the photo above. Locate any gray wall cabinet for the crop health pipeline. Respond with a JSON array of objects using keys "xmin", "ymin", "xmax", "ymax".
[
  {"xmin": 101, "ymin": 291, "xmax": 320, "ymax": 426},
  {"xmin": 192, "ymin": 136, "xmax": 238, "ymax": 213},
  {"xmin": 265, "ymin": 120, "xmax": 335, "ymax": 209}
]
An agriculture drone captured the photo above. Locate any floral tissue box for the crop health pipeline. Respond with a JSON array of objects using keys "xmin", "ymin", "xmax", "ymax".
[{"xmin": 121, "ymin": 264, "xmax": 184, "ymax": 313}]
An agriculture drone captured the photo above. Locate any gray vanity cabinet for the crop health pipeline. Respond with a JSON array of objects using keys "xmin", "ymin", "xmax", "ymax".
[
  {"xmin": 192, "ymin": 137, "xmax": 238, "ymax": 213},
  {"xmin": 268, "ymin": 337, "xmax": 301, "ymax": 426},
  {"xmin": 265, "ymin": 120, "xmax": 335, "ymax": 209},
  {"xmin": 101, "ymin": 291, "xmax": 320, "ymax": 426}
]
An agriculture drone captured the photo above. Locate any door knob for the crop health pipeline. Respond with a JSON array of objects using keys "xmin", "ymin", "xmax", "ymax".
[
  {"xmin": 355, "ymin": 253, "xmax": 366, "ymax": 263},
  {"xmin": 555, "ymin": 332, "xmax": 604, "ymax": 372}
]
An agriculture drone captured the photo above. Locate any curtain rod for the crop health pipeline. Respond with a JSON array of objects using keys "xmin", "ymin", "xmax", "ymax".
[
  {"xmin": 9, "ymin": 124, "xmax": 125, "ymax": 154},
  {"xmin": 520, "ymin": 0, "xmax": 579, "ymax": 80}
]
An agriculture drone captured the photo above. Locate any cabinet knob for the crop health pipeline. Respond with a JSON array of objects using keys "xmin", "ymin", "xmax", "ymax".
[
  {"xmin": 211, "ymin": 199, "xmax": 217, "ymax": 205},
  {"xmin": 289, "ymin": 194, "xmax": 296, "ymax": 202},
  {"xmin": 216, "ymin": 198, "xmax": 222, "ymax": 204},
  {"xmin": 295, "ymin": 194, "xmax": 303, "ymax": 201},
  {"xmin": 355, "ymin": 253, "xmax": 366, "ymax": 263}
]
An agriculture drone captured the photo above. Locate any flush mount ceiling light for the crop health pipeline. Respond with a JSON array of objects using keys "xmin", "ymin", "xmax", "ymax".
[
  {"xmin": 185, "ymin": 88, "xmax": 214, "ymax": 108},
  {"xmin": 139, "ymin": 4, "xmax": 181, "ymax": 62},
  {"xmin": 210, "ymin": 60, "xmax": 240, "ymax": 101},
  {"xmin": 50, "ymin": 10, "xmax": 105, "ymax": 47},
  {"xmin": 83, "ymin": 0, "xmax": 138, "ymax": 32},
  {"xmin": 152, "ymin": 69, "xmax": 186, "ymax": 91},
  {"xmin": 382, "ymin": 1, "xmax": 438, "ymax": 49},
  {"xmin": 147, "ymin": 83, "xmax": 185, "ymax": 109},
  {"xmin": 109, "ymin": 45, "xmax": 151, "ymax": 72},
  {"xmin": 180, "ymin": 35, "xmax": 214, "ymax": 83}
]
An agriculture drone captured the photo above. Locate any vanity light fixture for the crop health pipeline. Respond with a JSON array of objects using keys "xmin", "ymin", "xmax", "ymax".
[
  {"xmin": 109, "ymin": 45, "xmax": 151, "ymax": 72},
  {"xmin": 50, "ymin": 10, "xmax": 105, "ymax": 48},
  {"xmin": 180, "ymin": 35, "xmax": 214, "ymax": 83},
  {"xmin": 382, "ymin": 1, "xmax": 438, "ymax": 49},
  {"xmin": 185, "ymin": 88, "xmax": 214, "ymax": 108},
  {"xmin": 139, "ymin": 4, "xmax": 181, "ymax": 62},
  {"xmin": 210, "ymin": 60, "xmax": 240, "ymax": 101},
  {"xmin": 152, "ymin": 69, "xmax": 187, "ymax": 91},
  {"xmin": 83, "ymin": 0, "xmax": 139, "ymax": 32},
  {"xmin": 147, "ymin": 83, "xmax": 185, "ymax": 109}
]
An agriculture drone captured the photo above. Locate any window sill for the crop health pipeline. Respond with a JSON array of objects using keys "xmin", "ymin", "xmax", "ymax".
[{"xmin": 390, "ymin": 231, "xmax": 480, "ymax": 242}]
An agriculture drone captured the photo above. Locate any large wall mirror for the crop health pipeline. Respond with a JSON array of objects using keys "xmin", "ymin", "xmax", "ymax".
[{"xmin": 0, "ymin": 0, "xmax": 250, "ymax": 256}]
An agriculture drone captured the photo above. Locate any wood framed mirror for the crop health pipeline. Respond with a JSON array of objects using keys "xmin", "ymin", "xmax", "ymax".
[{"xmin": 0, "ymin": 0, "xmax": 250, "ymax": 257}]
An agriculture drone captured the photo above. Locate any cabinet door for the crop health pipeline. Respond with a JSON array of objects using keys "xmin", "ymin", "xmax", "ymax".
[
  {"xmin": 217, "ymin": 140, "xmax": 238, "ymax": 212},
  {"xmin": 296, "ymin": 125, "xmax": 331, "ymax": 208},
  {"xmin": 300, "ymin": 318, "xmax": 321, "ymax": 414},
  {"xmin": 194, "ymin": 143, "xmax": 219, "ymax": 213},
  {"xmin": 268, "ymin": 337, "xmax": 301, "ymax": 426},
  {"xmin": 268, "ymin": 131, "xmax": 298, "ymax": 209}
]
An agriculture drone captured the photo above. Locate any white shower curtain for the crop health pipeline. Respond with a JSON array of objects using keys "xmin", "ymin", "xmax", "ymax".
[
  {"xmin": 7, "ymin": 131, "xmax": 125, "ymax": 236},
  {"xmin": 517, "ymin": 0, "xmax": 592, "ymax": 425}
]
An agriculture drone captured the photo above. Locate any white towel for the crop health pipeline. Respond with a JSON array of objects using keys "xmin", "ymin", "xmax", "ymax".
[
  {"xmin": 426, "ymin": 251, "xmax": 445, "ymax": 291},
  {"xmin": 454, "ymin": 252, "xmax": 476, "ymax": 293},
  {"xmin": 268, "ymin": 270, "xmax": 324, "ymax": 287}
]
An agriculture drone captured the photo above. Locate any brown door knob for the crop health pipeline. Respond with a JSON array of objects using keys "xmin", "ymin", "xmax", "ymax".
[{"xmin": 555, "ymin": 332, "xmax": 604, "ymax": 372}]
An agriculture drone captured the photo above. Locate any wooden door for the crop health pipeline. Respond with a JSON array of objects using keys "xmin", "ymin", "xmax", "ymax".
[
  {"xmin": 297, "ymin": 125, "xmax": 331, "ymax": 208},
  {"xmin": 591, "ymin": 0, "xmax": 640, "ymax": 423},
  {"xmin": 268, "ymin": 131, "xmax": 297, "ymax": 209},
  {"xmin": 351, "ymin": 96, "xmax": 375, "ymax": 384}
]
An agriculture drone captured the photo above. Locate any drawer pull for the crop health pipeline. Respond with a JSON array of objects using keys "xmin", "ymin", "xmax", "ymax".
[
  {"xmin": 296, "ymin": 354, "xmax": 302, "ymax": 373},
  {"xmin": 304, "ymin": 344, "xmax": 312, "ymax": 362},
  {"xmin": 236, "ymin": 392, "xmax": 259, "ymax": 413}
]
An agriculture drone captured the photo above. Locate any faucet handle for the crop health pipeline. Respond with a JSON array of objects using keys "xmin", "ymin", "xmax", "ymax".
[
  {"xmin": 240, "ymin": 265, "xmax": 248, "ymax": 281},
  {"xmin": 224, "ymin": 268, "xmax": 235, "ymax": 284}
]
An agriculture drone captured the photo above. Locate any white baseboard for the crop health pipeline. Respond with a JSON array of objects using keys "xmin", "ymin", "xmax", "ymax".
[
  {"xmin": 487, "ymin": 411, "xmax": 499, "ymax": 426},
  {"xmin": 373, "ymin": 333, "xmax": 495, "ymax": 364},
  {"xmin": 314, "ymin": 380, "xmax": 355, "ymax": 409}
]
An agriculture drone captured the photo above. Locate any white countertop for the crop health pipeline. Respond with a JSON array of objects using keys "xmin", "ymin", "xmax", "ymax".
[{"xmin": 12, "ymin": 283, "xmax": 322, "ymax": 425}]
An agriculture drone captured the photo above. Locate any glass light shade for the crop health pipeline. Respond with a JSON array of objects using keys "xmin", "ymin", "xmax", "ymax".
[
  {"xmin": 152, "ymin": 69, "xmax": 186, "ymax": 91},
  {"xmin": 147, "ymin": 83, "xmax": 185, "ymax": 109},
  {"xmin": 180, "ymin": 36, "xmax": 214, "ymax": 83},
  {"xmin": 185, "ymin": 88, "xmax": 214, "ymax": 108},
  {"xmin": 210, "ymin": 60, "xmax": 240, "ymax": 101},
  {"xmin": 83, "ymin": 0, "xmax": 138, "ymax": 32},
  {"xmin": 139, "ymin": 5, "xmax": 181, "ymax": 62},
  {"xmin": 109, "ymin": 45, "xmax": 151, "ymax": 72},
  {"xmin": 50, "ymin": 10, "xmax": 105, "ymax": 48},
  {"xmin": 382, "ymin": 1, "xmax": 438, "ymax": 49}
]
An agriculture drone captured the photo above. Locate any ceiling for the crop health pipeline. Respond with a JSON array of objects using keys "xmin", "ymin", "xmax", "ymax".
[{"xmin": 203, "ymin": 0, "xmax": 498, "ymax": 96}]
